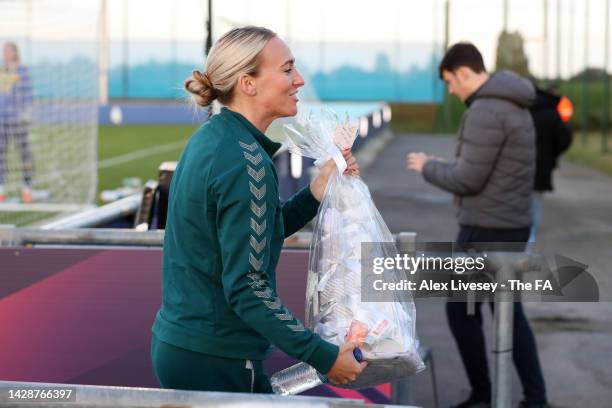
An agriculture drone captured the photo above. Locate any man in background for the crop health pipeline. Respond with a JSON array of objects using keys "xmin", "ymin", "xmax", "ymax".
[
  {"xmin": 407, "ymin": 43, "xmax": 548, "ymax": 408},
  {"xmin": 528, "ymin": 86, "xmax": 573, "ymax": 242}
]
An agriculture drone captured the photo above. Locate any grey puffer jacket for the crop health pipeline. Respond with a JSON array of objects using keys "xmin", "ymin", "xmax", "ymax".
[{"xmin": 423, "ymin": 70, "xmax": 536, "ymax": 229}]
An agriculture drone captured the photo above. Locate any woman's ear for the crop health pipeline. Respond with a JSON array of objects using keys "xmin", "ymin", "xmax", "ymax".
[{"xmin": 236, "ymin": 74, "xmax": 257, "ymax": 97}]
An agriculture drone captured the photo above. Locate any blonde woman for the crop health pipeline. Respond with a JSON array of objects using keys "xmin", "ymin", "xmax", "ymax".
[
  {"xmin": 0, "ymin": 42, "xmax": 34, "ymax": 203},
  {"xmin": 151, "ymin": 26, "xmax": 366, "ymax": 393}
]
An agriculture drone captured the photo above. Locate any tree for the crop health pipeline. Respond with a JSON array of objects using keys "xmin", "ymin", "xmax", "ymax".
[{"xmin": 495, "ymin": 30, "xmax": 530, "ymax": 77}]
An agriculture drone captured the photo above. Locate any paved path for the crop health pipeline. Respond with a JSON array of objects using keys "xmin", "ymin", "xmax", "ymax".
[{"xmin": 360, "ymin": 133, "xmax": 612, "ymax": 408}]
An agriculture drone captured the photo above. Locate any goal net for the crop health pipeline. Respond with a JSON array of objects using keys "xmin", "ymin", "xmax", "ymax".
[{"xmin": 0, "ymin": 0, "xmax": 98, "ymax": 226}]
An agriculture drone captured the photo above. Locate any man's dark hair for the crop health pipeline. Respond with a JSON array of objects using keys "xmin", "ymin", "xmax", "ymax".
[{"xmin": 438, "ymin": 42, "xmax": 486, "ymax": 79}]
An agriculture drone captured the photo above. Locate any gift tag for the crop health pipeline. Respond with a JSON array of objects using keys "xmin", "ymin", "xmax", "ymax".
[{"xmin": 333, "ymin": 123, "xmax": 358, "ymax": 150}]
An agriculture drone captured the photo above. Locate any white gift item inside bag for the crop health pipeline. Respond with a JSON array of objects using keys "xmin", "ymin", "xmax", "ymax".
[{"xmin": 283, "ymin": 110, "xmax": 425, "ymax": 390}]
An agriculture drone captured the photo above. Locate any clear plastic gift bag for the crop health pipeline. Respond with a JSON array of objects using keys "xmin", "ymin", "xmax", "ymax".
[{"xmin": 271, "ymin": 110, "xmax": 424, "ymax": 393}]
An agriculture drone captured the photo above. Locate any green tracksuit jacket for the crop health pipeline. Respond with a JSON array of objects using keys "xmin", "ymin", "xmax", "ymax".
[{"xmin": 152, "ymin": 107, "xmax": 339, "ymax": 375}]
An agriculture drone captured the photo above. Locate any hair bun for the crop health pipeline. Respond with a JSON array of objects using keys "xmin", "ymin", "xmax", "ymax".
[
  {"xmin": 185, "ymin": 69, "xmax": 217, "ymax": 107},
  {"xmin": 193, "ymin": 70, "xmax": 213, "ymax": 89}
]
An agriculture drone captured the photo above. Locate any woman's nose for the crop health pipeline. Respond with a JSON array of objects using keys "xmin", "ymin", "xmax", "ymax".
[{"xmin": 294, "ymin": 69, "xmax": 305, "ymax": 87}]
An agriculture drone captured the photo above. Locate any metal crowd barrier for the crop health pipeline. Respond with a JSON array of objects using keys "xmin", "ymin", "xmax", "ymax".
[
  {"xmin": 0, "ymin": 380, "xmax": 420, "ymax": 408},
  {"xmin": 0, "ymin": 225, "xmax": 537, "ymax": 407},
  {"xmin": 0, "ymin": 226, "xmax": 163, "ymax": 247},
  {"xmin": 39, "ymin": 194, "xmax": 143, "ymax": 230},
  {"xmin": 0, "ymin": 227, "xmax": 416, "ymax": 250}
]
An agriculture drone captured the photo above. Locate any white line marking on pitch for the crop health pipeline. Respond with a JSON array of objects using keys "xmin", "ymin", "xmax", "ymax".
[{"xmin": 98, "ymin": 141, "xmax": 185, "ymax": 169}]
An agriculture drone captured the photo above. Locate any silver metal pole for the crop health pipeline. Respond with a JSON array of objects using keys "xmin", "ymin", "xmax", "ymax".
[
  {"xmin": 568, "ymin": 0, "xmax": 574, "ymax": 88},
  {"xmin": 122, "ymin": 0, "xmax": 129, "ymax": 97},
  {"xmin": 205, "ymin": 0, "xmax": 212, "ymax": 55},
  {"xmin": 391, "ymin": 232, "xmax": 417, "ymax": 405},
  {"xmin": 503, "ymin": 0, "xmax": 508, "ymax": 32},
  {"xmin": 451, "ymin": 251, "xmax": 542, "ymax": 408},
  {"xmin": 543, "ymin": 0, "xmax": 549, "ymax": 80},
  {"xmin": 40, "ymin": 194, "xmax": 142, "ymax": 230},
  {"xmin": 582, "ymin": 0, "xmax": 590, "ymax": 144},
  {"xmin": 602, "ymin": 0, "xmax": 610, "ymax": 152},
  {"xmin": 397, "ymin": 231, "xmax": 417, "ymax": 253},
  {"xmin": 0, "ymin": 227, "xmax": 164, "ymax": 247},
  {"xmin": 0, "ymin": 380, "xmax": 380, "ymax": 408},
  {"xmin": 492, "ymin": 265, "xmax": 516, "ymax": 408},
  {"xmin": 1, "ymin": 229, "xmax": 420, "ymax": 249},
  {"xmin": 443, "ymin": 0, "xmax": 452, "ymax": 130},
  {"xmin": 432, "ymin": 0, "xmax": 439, "ymax": 103},
  {"xmin": 556, "ymin": 0, "xmax": 562, "ymax": 81},
  {"xmin": 98, "ymin": 0, "xmax": 109, "ymax": 104},
  {"xmin": 171, "ymin": 1, "xmax": 178, "ymax": 88},
  {"xmin": 486, "ymin": 252, "xmax": 542, "ymax": 408}
]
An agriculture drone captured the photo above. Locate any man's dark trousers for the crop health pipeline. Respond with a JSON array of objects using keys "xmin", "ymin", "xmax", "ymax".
[{"xmin": 447, "ymin": 225, "xmax": 547, "ymax": 404}]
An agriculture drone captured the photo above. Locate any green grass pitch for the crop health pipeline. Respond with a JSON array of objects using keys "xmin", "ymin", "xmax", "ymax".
[{"xmin": 97, "ymin": 124, "xmax": 198, "ymax": 204}]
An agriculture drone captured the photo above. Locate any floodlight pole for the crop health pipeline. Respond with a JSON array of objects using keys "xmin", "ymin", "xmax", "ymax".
[
  {"xmin": 99, "ymin": 0, "xmax": 109, "ymax": 104},
  {"xmin": 568, "ymin": 0, "xmax": 574, "ymax": 95},
  {"xmin": 171, "ymin": 2, "xmax": 178, "ymax": 87},
  {"xmin": 543, "ymin": 0, "xmax": 548, "ymax": 81},
  {"xmin": 25, "ymin": 0, "xmax": 32, "ymax": 64},
  {"xmin": 442, "ymin": 0, "xmax": 451, "ymax": 131},
  {"xmin": 503, "ymin": 0, "xmax": 508, "ymax": 32},
  {"xmin": 205, "ymin": 0, "xmax": 213, "ymax": 55},
  {"xmin": 581, "ymin": 0, "xmax": 590, "ymax": 145},
  {"xmin": 556, "ymin": 0, "xmax": 561, "ymax": 82},
  {"xmin": 122, "ymin": 0, "xmax": 129, "ymax": 98},
  {"xmin": 602, "ymin": 0, "xmax": 610, "ymax": 152}
]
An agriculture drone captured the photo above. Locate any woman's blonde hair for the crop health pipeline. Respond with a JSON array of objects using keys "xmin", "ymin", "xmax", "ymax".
[{"xmin": 185, "ymin": 26, "xmax": 276, "ymax": 107}]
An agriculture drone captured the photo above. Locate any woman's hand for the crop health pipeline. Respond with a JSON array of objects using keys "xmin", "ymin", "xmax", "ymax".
[
  {"xmin": 325, "ymin": 341, "xmax": 368, "ymax": 385},
  {"xmin": 310, "ymin": 149, "xmax": 360, "ymax": 201}
]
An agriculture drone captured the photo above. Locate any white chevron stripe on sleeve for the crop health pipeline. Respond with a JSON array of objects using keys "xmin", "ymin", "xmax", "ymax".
[
  {"xmin": 249, "ymin": 182, "xmax": 266, "ymax": 200},
  {"xmin": 243, "ymin": 151, "xmax": 263, "ymax": 166},
  {"xmin": 254, "ymin": 287, "xmax": 272, "ymax": 298},
  {"xmin": 239, "ymin": 141, "xmax": 258, "ymax": 152},
  {"xmin": 287, "ymin": 322, "xmax": 306, "ymax": 332},
  {"xmin": 250, "ymin": 218, "xmax": 266, "ymax": 236},
  {"xmin": 247, "ymin": 165, "xmax": 265, "ymax": 183},
  {"xmin": 250, "ymin": 201, "xmax": 266, "ymax": 218},
  {"xmin": 274, "ymin": 311, "xmax": 294, "ymax": 321},
  {"xmin": 250, "ymin": 236, "xmax": 266, "ymax": 254},
  {"xmin": 263, "ymin": 297, "xmax": 282, "ymax": 310},
  {"xmin": 249, "ymin": 253, "xmax": 263, "ymax": 271}
]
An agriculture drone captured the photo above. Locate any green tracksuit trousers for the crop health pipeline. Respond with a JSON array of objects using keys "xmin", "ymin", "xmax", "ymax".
[{"xmin": 151, "ymin": 335, "xmax": 273, "ymax": 393}]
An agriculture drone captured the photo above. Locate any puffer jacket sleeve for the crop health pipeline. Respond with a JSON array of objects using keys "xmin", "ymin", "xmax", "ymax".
[{"xmin": 423, "ymin": 107, "xmax": 506, "ymax": 195}]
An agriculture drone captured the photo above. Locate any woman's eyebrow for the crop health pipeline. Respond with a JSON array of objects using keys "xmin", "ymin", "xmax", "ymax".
[{"xmin": 281, "ymin": 58, "xmax": 295, "ymax": 67}]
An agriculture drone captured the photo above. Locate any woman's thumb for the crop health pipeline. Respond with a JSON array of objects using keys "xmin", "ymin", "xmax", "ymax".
[{"xmin": 342, "ymin": 340, "xmax": 359, "ymax": 352}]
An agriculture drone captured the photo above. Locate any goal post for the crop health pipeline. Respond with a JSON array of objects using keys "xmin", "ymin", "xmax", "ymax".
[{"xmin": 0, "ymin": 0, "xmax": 98, "ymax": 226}]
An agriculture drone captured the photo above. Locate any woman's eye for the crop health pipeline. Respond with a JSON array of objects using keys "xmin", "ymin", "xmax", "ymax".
[{"xmin": 284, "ymin": 68, "xmax": 293, "ymax": 73}]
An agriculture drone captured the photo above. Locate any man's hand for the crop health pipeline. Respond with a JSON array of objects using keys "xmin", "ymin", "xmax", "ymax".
[
  {"xmin": 325, "ymin": 341, "xmax": 368, "ymax": 385},
  {"xmin": 406, "ymin": 152, "xmax": 435, "ymax": 173},
  {"xmin": 310, "ymin": 149, "xmax": 360, "ymax": 201}
]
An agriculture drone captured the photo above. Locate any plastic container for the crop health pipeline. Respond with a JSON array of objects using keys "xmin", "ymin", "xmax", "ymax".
[{"xmin": 270, "ymin": 349, "xmax": 363, "ymax": 395}]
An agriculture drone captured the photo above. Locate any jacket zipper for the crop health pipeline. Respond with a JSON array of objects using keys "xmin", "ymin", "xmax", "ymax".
[{"xmin": 245, "ymin": 360, "xmax": 254, "ymax": 392}]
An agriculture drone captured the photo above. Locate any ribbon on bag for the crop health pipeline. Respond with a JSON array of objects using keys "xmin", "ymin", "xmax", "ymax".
[{"xmin": 314, "ymin": 144, "xmax": 347, "ymax": 174}]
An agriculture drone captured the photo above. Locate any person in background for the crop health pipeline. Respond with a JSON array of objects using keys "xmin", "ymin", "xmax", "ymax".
[
  {"xmin": 528, "ymin": 86, "xmax": 573, "ymax": 242},
  {"xmin": 0, "ymin": 41, "xmax": 34, "ymax": 203},
  {"xmin": 151, "ymin": 26, "xmax": 366, "ymax": 393},
  {"xmin": 407, "ymin": 43, "xmax": 548, "ymax": 408}
]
